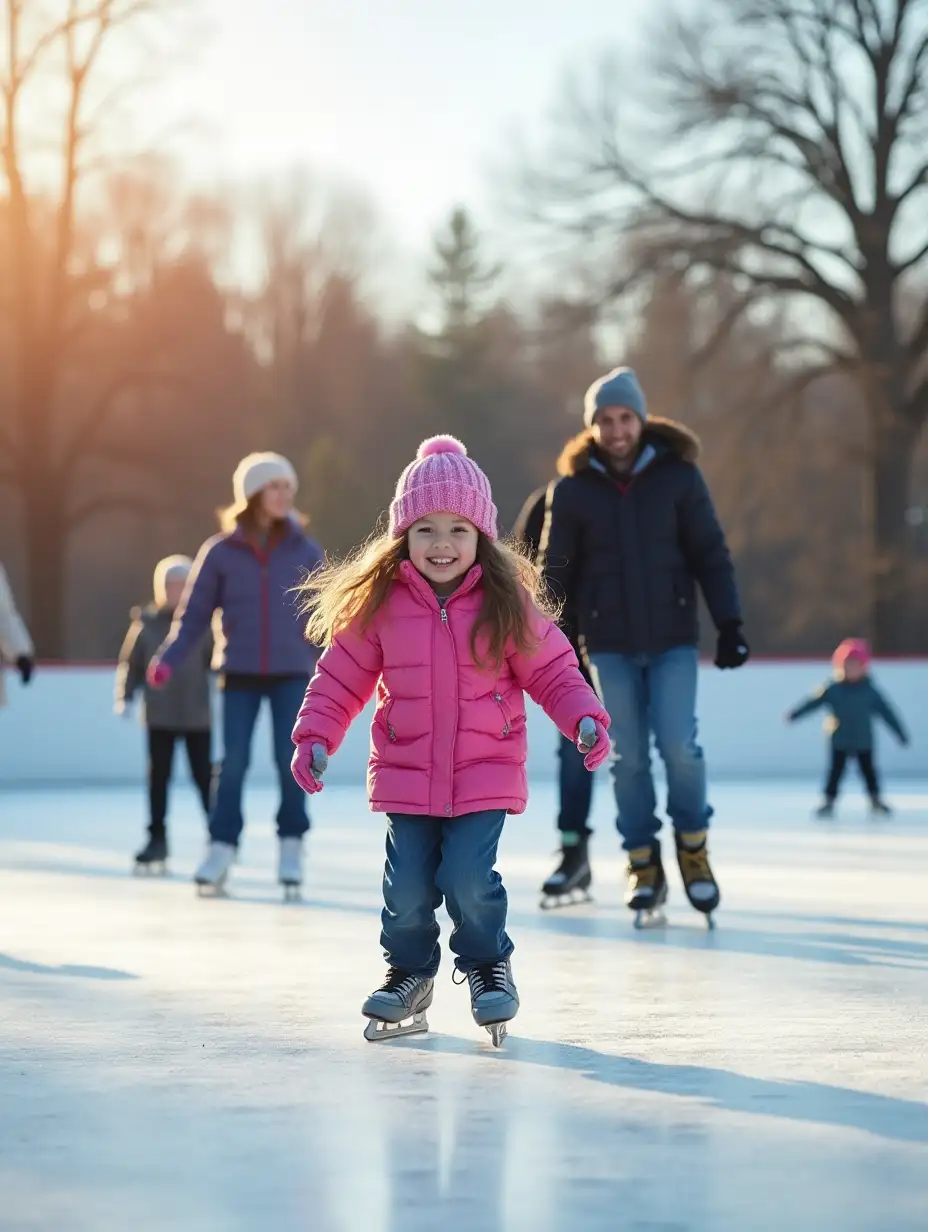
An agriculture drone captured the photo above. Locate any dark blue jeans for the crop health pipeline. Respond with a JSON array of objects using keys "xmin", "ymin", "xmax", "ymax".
[
  {"xmin": 210, "ymin": 677, "xmax": 310, "ymax": 846},
  {"xmin": 557, "ymin": 733, "xmax": 594, "ymax": 835},
  {"xmin": 589, "ymin": 648, "xmax": 713, "ymax": 852},
  {"xmin": 381, "ymin": 810, "xmax": 513, "ymax": 976}
]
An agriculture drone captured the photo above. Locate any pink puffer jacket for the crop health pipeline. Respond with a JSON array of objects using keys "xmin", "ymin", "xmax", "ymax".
[{"xmin": 292, "ymin": 562, "xmax": 610, "ymax": 818}]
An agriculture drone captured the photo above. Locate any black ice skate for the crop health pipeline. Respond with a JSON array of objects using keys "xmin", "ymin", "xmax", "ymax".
[
  {"xmin": 454, "ymin": 959, "xmax": 519, "ymax": 1048},
  {"xmin": 133, "ymin": 834, "xmax": 168, "ymax": 876},
  {"xmin": 675, "ymin": 829, "xmax": 719, "ymax": 929},
  {"xmin": 540, "ymin": 832, "xmax": 592, "ymax": 909},
  {"xmin": 870, "ymin": 798, "xmax": 892, "ymax": 816},
  {"xmin": 362, "ymin": 968, "xmax": 434, "ymax": 1042},
  {"xmin": 625, "ymin": 840, "xmax": 668, "ymax": 930},
  {"xmin": 815, "ymin": 800, "xmax": 835, "ymax": 819}
]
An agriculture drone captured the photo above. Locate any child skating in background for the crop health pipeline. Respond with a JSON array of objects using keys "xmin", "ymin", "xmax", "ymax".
[
  {"xmin": 786, "ymin": 638, "xmax": 909, "ymax": 817},
  {"xmin": 290, "ymin": 436, "xmax": 611, "ymax": 1046},
  {"xmin": 116, "ymin": 556, "xmax": 214, "ymax": 872}
]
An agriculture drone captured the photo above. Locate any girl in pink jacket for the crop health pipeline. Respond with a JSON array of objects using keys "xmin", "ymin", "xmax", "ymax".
[{"xmin": 291, "ymin": 435, "xmax": 610, "ymax": 1047}]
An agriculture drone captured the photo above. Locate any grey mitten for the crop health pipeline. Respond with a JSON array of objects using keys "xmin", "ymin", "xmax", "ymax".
[
  {"xmin": 577, "ymin": 716, "xmax": 598, "ymax": 753},
  {"xmin": 310, "ymin": 743, "xmax": 328, "ymax": 782}
]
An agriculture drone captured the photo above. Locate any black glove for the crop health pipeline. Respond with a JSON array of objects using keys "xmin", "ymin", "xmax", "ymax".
[
  {"xmin": 16, "ymin": 655, "xmax": 34, "ymax": 685},
  {"xmin": 715, "ymin": 623, "xmax": 749, "ymax": 670}
]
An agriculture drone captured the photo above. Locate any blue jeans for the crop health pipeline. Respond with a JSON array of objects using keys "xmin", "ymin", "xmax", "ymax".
[
  {"xmin": 210, "ymin": 677, "xmax": 310, "ymax": 846},
  {"xmin": 589, "ymin": 648, "xmax": 712, "ymax": 852},
  {"xmin": 557, "ymin": 734, "xmax": 594, "ymax": 836},
  {"xmin": 381, "ymin": 810, "xmax": 513, "ymax": 976}
]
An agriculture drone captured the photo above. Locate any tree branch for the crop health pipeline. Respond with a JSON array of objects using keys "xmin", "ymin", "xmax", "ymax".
[
  {"xmin": 59, "ymin": 367, "xmax": 193, "ymax": 474},
  {"xmin": 69, "ymin": 491, "xmax": 155, "ymax": 528},
  {"xmin": 897, "ymin": 233, "xmax": 928, "ymax": 276}
]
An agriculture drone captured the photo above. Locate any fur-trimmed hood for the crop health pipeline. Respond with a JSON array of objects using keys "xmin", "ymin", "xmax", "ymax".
[{"xmin": 556, "ymin": 417, "xmax": 701, "ymax": 477}]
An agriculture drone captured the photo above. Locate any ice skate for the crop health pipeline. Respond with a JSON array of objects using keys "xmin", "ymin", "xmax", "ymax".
[
  {"xmin": 278, "ymin": 836, "xmax": 303, "ymax": 902},
  {"xmin": 814, "ymin": 800, "xmax": 835, "ymax": 819},
  {"xmin": 870, "ymin": 798, "xmax": 892, "ymax": 817},
  {"xmin": 540, "ymin": 832, "xmax": 592, "ymax": 909},
  {"xmin": 194, "ymin": 841, "xmax": 235, "ymax": 896},
  {"xmin": 456, "ymin": 959, "xmax": 519, "ymax": 1047},
  {"xmin": 626, "ymin": 841, "xmax": 668, "ymax": 929},
  {"xmin": 362, "ymin": 968, "xmax": 434, "ymax": 1041},
  {"xmin": 675, "ymin": 829, "xmax": 719, "ymax": 929},
  {"xmin": 133, "ymin": 834, "xmax": 168, "ymax": 876}
]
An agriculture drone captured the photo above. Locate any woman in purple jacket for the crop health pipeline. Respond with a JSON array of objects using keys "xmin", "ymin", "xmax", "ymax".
[{"xmin": 149, "ymin": 453, "xmax": 324, "ymax": 898}]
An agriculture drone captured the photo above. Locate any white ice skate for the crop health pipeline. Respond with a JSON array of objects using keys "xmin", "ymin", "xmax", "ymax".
[
  {"xmin": 194, "ymin": 841, "xmax": 235, "ymax": 896},
  {"xmin": 278, "ymin": 837, "xmax": 303, "ymax": 902},
  {"xmin": 457, "ymin": 960, "xmax": 519, "ymax": 1047},
  {"xmin": 362, "ymin": 969, "xmax": 434, "ymax": 1041}
]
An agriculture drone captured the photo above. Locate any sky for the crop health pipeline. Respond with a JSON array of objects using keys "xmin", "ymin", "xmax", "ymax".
[{"xmin": 181, "ymin": 0, "xmax": 648, "ymax": 256}]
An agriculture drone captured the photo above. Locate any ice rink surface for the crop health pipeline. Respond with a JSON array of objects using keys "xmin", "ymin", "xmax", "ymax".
[{"xmin": 2, "ymin": 779, "xmax": 927, "ymax": 1232}]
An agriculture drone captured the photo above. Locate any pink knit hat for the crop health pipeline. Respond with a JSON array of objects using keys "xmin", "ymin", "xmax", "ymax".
[
  {"xmin": 389, "ymin": 436, "xmax": 498, "ymax": 541},
  {"xmin": 833, "ymin": 638, "xmax": 871, "ymax": 670}
]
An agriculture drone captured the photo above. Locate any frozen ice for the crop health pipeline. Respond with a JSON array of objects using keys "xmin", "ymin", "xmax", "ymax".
[{"xmin": 1, "ymin": 779, "xmax": 927, "ymax": 1232}]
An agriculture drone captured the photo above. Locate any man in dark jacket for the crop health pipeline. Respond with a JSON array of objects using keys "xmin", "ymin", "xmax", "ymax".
[
  {"xmin": 514, "ymin": 486, "xmax": 595, "ymax": 907},
  {"xmin": 539, "ymin": 367, "xmax": 749, "ymax": 925}
]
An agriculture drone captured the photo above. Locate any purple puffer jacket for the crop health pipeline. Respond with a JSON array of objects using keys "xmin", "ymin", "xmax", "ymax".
[{"xmin": 159, "ymin": 521, "xmax": 323, "ymax": 677}]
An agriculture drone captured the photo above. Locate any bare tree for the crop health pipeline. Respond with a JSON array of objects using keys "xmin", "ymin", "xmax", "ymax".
[
  {"xmin": 0, "ymin": 0, "xmax": 189, "ymax": 657},
  {"xmin": 525, "ymin": 0, "xmax": 928, "ymax": 650}
]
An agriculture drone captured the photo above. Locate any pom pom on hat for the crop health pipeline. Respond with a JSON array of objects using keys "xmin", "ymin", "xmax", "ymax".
[
  {"xmin": 389, "ymin": 435, "xmax": 497, "ymax": 540},
  {"xmin": 417, "ymin": 435, "xmax": 468, "ymax": 459}
]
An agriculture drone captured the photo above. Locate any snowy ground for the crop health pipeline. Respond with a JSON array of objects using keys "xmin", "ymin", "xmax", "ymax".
[{"xmin": 1, "ymin": 779, "xmax": 927, "ymax": 1232}]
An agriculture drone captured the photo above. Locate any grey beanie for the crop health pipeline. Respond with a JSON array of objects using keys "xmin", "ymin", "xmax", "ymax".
[
  {"xmin": 583, "ymin": 367, "xmax": 647, "ymax": 428},
  {"xmin": 153, "ymin": 555, "xmax": 192, "ymax": 606}
]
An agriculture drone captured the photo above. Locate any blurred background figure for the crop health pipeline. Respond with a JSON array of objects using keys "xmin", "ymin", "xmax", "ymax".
[
  {"xmin": 115, "ymin": 556, "xmax": 214, "ymax": 875},
  {"xmin": 786, "ymin": 638, "xmax": 910, "ymax": 819},
  {"xmin": 0, "ymin": 561, "xmax": 35, "ymax": 709},
  {"xmin": 147, "ymin": 454, "xmax": 324, "ymax": 900}
]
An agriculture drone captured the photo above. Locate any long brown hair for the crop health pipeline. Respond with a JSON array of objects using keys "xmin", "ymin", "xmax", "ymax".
[
  {"xmin": 217, "ymin": 494, "xmax": 309, "ymax": 535},
  {"xmin": 301, "ymin": 530, "xmax": 558, "ymax": 671}
]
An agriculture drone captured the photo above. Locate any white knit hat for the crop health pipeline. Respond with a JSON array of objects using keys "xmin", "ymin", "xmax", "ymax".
[
  {"xmin": 232, "ymin": 452, "xmax": 298, "ymax": 507},
  {"xmin": 153, "ymin": 555, "xmax": 192, "ymax": 606}
]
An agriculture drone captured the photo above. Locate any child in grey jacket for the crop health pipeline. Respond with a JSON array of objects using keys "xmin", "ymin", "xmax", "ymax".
[
  {"xmin": 786, "ymin": 638, "xmax": 909, "ymax": 817},
  {"xmin": 116, "ymin": 556, "xmax": 214, "ymax": 871}
]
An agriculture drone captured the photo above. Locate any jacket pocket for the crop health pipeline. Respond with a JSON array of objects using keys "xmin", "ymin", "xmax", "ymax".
[
  {"xmin": 381, "ymin": 698, "xmax": 397, "ymax": 742},
  {"xmin": 493, "ymin": 692, "xmax": 512, "ymax": 737}
]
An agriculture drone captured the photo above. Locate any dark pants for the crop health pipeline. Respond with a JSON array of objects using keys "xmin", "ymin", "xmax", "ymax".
[
  {"xmin": 210, "ymin": 677, "xmax": 310, "ymax": 846},
  {"xmin": 557, "ymin": 734, "xmax": 594, "ymax": 836},
  {"xmin": 148, "ymin": 728, "xmax": 213, "ymax": 838},
  {"xmin": 381, "ymin": 810, "xmax": 513, "ymax": 976},
  {"xmin": 825, "ymin": 749, "xmax": 880, "ymax": 800}
]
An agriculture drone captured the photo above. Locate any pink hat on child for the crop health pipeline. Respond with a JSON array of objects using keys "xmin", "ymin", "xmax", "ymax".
[
  {"xmin": 833, "ymin": 638, "xmax": 871, "ymax": 669},
  {"xmin": 389, "ymin": 436, "xmax": 498, "ymax": 541}
]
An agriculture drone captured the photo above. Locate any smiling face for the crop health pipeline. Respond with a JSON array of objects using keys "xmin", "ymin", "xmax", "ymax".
[
  {"xmin": 407, "ymin": 512, "xmax": 479, "ymax": 591},
  {"xmin": 593, "ymin": 405, "xmax": 644, "ymax": 467},
  {"xmin": 258, "ymin": 478, "xmax": 295, "ymax": 523}
]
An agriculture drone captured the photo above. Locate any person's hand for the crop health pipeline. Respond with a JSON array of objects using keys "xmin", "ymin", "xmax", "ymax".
[
  {"xmin": 715, "ymin": 623, "xmax": 750, "ymax": 670},
  {"xmin": 292, "ymin": 742, "xmax": 328, "ymax": 795},
  {"xmin": 577, "ymin": 717, "xmax": 610, "ymax": 772},
  {"xmin": 16, "ymin": 655, "xmax": 34, "ymax": 685},
  {"xmin": 114, "ymin": 700, "xmax": 132, "ymax": 719},
  {"xmin": 783, "ymin": 712, "xmax": 795, "ymax": 724},
  {"xmin": 146, "ymin": 660, "xmax": 172, "ymax": 689}
]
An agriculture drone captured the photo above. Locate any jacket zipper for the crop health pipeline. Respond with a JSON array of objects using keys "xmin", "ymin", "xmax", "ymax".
[
  {"xmin": 259, "ymin": 554, "xmax": 270, "ymax": 675},
  {"xmin": 493, "ymin": 692, "xmax": 511, "ymax": 737},
  {"xmin": 384, "ymin": 697, "xmax": 396, "ymax": 741},
  {"xmin": 440, "ymin": 603, "xmax": 457, "ymax": 812}
]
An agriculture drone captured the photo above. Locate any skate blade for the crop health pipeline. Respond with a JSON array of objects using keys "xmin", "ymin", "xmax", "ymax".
[
  {"xmin": 363, "ymin": 1011, "xmax": 429, "ymax": 1042},
  {"xmin": 195, "ymin": 881, "xmax": 229, "ymax": 898},
  {"xmin": 539, "ymin": 888, "xmax": 593, "ymax": 911},
  {"xmin": 485, "ymin": 1022, "xmax": 508, "ymax": 1048},
  {"xmin": 281, "ymin": 883, "xmax": 302, "ymax": 903},
  {"xmin": 133, "ymin": 862, "xmax": 168, "ymax": 877},
  {"xmin": 633, "ymin": 907, "xmax": 668, "ymax": 930}
]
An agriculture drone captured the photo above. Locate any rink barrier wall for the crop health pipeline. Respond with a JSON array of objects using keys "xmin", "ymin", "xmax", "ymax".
[{"xmin": 1, "ymin": 661, "xmax": 926, "ymax": 788}]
